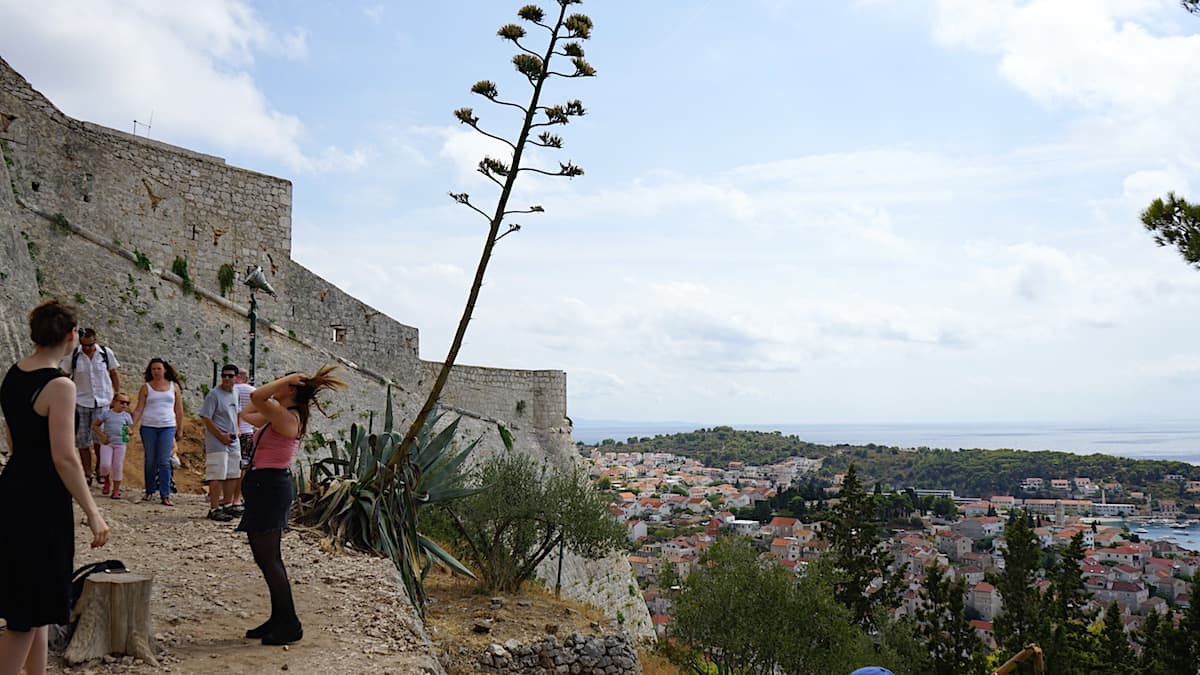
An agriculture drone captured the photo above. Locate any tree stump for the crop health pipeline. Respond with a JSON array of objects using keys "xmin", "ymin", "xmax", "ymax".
[{"xmin": 64, "ymin": 571, "xmax": 158, "ymax": 666}]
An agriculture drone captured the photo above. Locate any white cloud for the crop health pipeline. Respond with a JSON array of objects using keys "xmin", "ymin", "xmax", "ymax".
[
  {"xmin": 931, "ymin": 0, "xmax": 1200, "ymax": 162},
  {"xmin": 1122, "ymin": 168, "xmax": 1191, "ymax": 204},
  {"xmin": 0, "ymin": 0, "xmax": 345, "ymax": 172},
  {"xmin": 437, "ymin": 126, "xmax": 514, "ymax": 186}
]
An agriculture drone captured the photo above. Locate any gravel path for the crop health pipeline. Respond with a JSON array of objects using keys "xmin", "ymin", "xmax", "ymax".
[{"xmin": 43, "ymin": 492, "xmax": 443, "ymax": 674}]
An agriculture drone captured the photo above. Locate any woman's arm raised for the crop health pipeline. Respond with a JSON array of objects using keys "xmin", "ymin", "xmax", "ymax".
[{"xmin": 249, "ymin": 373, "xmax": 304, "ymax": 438}]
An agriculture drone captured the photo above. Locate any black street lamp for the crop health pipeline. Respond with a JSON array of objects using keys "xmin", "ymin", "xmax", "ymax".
[{"xmin": 242, "ymin": 266, "xmax": 276, "ymax": 385}]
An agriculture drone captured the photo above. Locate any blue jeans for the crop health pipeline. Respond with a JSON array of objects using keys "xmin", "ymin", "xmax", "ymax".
[{"xmin": 141, "ymin": 426, "xmax": 174, "ymax": 499}]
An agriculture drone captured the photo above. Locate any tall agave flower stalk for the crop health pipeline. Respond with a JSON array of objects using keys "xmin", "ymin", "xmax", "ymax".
[{"xmin": 394, "ymin": 0, "xmax": 595, "ymax": 464}]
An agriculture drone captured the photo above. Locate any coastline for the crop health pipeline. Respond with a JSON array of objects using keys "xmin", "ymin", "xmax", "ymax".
[{"xmin": 573, "ymin": 420, "xmax": 1200, "ymax": 464}]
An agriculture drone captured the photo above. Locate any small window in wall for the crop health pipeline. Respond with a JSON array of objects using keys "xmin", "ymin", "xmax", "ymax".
[{"xmin": 331, "ymin": 324, "xmax": 347, "ymax": 343}]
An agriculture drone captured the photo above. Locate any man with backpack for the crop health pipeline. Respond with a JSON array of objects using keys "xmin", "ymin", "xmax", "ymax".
[{"xmin": 60, "ymin": 328, "xmax": 120, "ymax": 484}]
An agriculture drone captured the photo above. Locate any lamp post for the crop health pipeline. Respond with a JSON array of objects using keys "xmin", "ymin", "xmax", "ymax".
[{"xmin": 242, "ymin": 266, "xmax": 276, "ymax": 385}]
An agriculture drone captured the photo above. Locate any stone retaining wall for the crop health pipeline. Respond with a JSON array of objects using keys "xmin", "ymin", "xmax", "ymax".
[{"xmin": 477, "ymin": 632, "xmax": 642, "ymax": 675}]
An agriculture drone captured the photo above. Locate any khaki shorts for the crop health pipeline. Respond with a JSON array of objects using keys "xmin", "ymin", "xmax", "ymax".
[{"xmin": 205, "ymin": 450, "xmax": 240, "ymax": 481}]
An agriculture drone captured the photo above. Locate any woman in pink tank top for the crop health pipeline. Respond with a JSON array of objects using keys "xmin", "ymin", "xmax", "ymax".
[{"xmin": 235, "ymin": 366, "xmax": 346, "ymax": 647}]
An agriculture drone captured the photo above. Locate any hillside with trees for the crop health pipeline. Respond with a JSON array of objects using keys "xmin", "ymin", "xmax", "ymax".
[{"xmin": 589, "ymin": 427, "xmax": 1200, "ymax": 499}]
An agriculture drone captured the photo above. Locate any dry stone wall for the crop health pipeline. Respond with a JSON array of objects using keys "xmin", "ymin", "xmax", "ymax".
[{"xmin": 477, "ymin": 632, "xmax": 642, "ymax": 674}]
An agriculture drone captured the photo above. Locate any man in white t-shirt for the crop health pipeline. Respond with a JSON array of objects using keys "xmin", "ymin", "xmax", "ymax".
[
  {"xmin": 61, "ymin": 327, "xmax": 120, "ymax": 484},
  {"xmin": 229, "ymin": 367, "xmax": 255, "ymax": 512}
]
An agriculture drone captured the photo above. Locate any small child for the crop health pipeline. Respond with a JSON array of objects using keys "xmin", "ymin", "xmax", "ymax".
[{"xmin": 91, "ymin": 393, "xmax": 134, "ymax": 499}]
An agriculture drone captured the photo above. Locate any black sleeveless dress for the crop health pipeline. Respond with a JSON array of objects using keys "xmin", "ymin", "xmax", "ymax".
[{"xmin": 0, "ymin": 364, "xmax": 73, "ymax": 631}]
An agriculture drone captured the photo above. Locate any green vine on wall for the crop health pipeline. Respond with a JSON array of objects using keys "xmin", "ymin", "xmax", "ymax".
[
  {"xmin": 48, "ymin": 212, "xmax": 70, "ymax": 232},
  {"xmin": 171, "ymin": 256, "xmax": 193, "ymax": 294},
  {"xmin": 217, "ymin": 263, "xmax": 235, "ymax": 297}
]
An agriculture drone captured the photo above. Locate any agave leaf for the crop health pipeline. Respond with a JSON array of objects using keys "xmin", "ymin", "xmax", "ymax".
[
  {"xmin": 498, "ymin": 423, "xmax": 515, "ymax": 452},
  {"xmin": 383, "ymin": 384, "xmax": 394, "ymax": 433},
  {"xmin": 417, "ymin": 417, "xmax": 462, "ymax": 471},
  {"xmin": 415, "ymin": 407, "xmax": 446, "ymax": 450},
  {"xmin": 431, "ymin": 485, "xmax": 489, "ymax": 503},
  {"xmin": 423, "ymin": 436, "xmax": 479, "ymax": 488},
  {"xmin": 378, "ymin": 433, "xmax": 402, "ymax": 467}
]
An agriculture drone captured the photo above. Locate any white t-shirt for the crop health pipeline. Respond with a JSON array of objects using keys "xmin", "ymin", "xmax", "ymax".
[
  {"xmin": 233, "ymin": 382, "xmax": 255, "ymax": 434},
  {"xmin": 61, "ymin": 346, "xmax": 120, "ymax": 407}
]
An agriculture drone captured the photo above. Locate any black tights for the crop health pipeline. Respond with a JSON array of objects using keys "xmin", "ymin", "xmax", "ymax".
[{"xmin": 248, "ymin": 530, "xmax": 298, "ymax": 626}]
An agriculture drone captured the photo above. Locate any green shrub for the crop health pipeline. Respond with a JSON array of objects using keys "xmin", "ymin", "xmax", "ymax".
[{"xmin": 431, "ymin": 438, "xmax": 625, "ymax": 593}]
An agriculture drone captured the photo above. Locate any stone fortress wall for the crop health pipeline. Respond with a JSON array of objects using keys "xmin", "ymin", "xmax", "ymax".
[
  {"xmin": 0, "ymin": 55, "xmax": 568, "ymax": 455},
  {"xmin": 0, "ymin": 57, "xmax": 651, "ymax": 639}
]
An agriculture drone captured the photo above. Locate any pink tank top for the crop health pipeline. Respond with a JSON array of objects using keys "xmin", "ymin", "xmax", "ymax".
[{"xmin": 251, "ymin": 416, "xmax": 300, "ymax": 470}]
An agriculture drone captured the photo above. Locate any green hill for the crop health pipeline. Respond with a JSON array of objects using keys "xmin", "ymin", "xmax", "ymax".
[{"xmin": 586, "ymin": 427, "xmax": 1200, "ymax": 500}]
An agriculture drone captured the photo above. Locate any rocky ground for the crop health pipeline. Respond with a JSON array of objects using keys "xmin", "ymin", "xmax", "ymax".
[
  {"xmin": 423, "ymin": 574, "xmax": 618, "ymax": 674},
  {"xmin": 49, "ymin": 491, "xmax": 442, "ymax": 674}
]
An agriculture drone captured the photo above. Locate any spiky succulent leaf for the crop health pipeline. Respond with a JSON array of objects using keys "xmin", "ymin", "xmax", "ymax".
[
  {"xmin": 383, "ymin": 384, "xmax": 394, "ymax": 432},
  {"xmin": 498, "ymin": 423, "xmax": 515, "ymax": 452},
  {"xmin": 419, "ymin": 534, "xmax": 477, "ymax": 578}
]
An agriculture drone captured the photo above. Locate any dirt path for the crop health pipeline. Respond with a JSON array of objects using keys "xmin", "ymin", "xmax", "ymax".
[{"xmin": 47, "ymin": 491, "xmax": 442, "ymax": 674}]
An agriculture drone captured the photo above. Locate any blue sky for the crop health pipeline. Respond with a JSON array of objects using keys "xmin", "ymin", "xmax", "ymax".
[{"xmin": 3, "ymin": 0, "xmax": 1200, "ymax": 426}]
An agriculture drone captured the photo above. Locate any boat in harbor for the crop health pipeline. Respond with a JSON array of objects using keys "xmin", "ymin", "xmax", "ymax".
[{"xmin": 1135, "ymin": 527, "xmax": 1150, "ymax": 534}]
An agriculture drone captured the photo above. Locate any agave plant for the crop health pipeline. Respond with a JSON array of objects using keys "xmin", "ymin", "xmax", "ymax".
[{"xmin": 295, "ymin": 387, "xmax": 483, "ymax": 615}]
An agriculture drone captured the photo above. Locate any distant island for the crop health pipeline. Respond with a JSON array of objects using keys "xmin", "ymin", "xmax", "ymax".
[{"xmin": 581, "ymin": 426, "xmax": 1200, "ymax": 507}]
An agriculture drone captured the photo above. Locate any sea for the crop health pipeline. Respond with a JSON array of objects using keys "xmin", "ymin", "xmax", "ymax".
[
  {"xmin": 1125, "ymin": 522, "xmax": 1200, "ymax": 553},
  {"xmin": 571, "ymin": 420, "xmax": 1200, "ymax": 466}
]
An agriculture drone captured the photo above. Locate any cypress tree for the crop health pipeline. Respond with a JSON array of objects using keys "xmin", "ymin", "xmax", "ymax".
[
  {"xmin": 1043, "ymin": 532, "xmax": 1097, "ymax": 674},
  {"xmin": 827, "ymin": 464, "xmax": 905, "ymax": 629},
  {"xmin": 916, "ymin": 565, "xmax": 985, "ymax": 675},
  {"xmin": 1096, "ymin": 601, "xmax": 1135, "ymax": 675},
  {"xmin": 989, "ymin": 510, "xmax": 1047, "ymax": 662}
]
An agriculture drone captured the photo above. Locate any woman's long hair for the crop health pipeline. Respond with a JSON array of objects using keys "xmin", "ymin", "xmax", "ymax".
[
  {"xmin": 292, "ymin": 365, "xmax": 347, "ymax": 436},
  {"xmin": 143, "ymin": 358, "xmax": 179, "ymax": 383}
]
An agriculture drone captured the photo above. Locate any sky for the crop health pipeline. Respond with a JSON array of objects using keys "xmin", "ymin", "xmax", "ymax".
[{"xmin": 2, "ymin": 0, "xmax": 1200, "ymax": 427}]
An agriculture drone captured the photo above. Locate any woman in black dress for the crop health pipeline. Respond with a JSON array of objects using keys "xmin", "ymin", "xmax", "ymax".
[{"xmin": 0, "ymin": 300, "xmax": 110, "ymax": 675}]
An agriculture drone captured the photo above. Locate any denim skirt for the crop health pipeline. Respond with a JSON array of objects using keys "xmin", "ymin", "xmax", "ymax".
[{"xmin": 236, "ymin": 468, "xmax": 294, "ymax": 534}]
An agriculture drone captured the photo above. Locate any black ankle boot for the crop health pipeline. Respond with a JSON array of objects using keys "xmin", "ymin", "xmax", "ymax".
[
  {"xmin": 261, "ymin": 620, "xmax": 302, "ymax": 646},
  {"xmin": 245, "ymin": 619, "xmax": 274, "ymax": 639}
]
